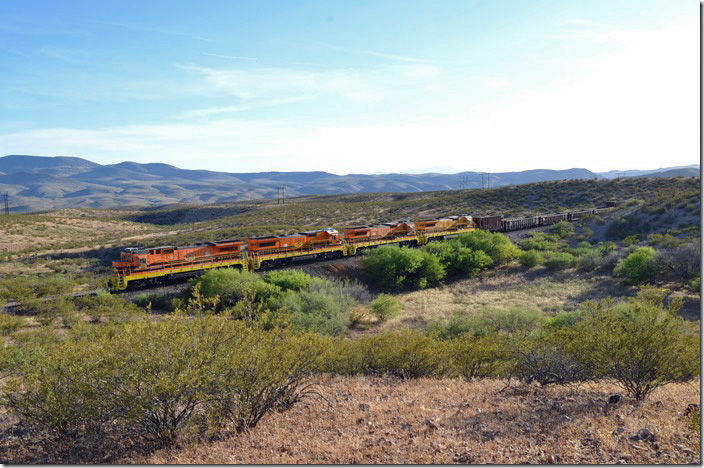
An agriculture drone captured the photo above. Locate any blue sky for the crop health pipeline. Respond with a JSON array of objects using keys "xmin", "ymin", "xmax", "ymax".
[{"xmin": 0, "ymin": 0, "xmax": 698, "ymax": 174}]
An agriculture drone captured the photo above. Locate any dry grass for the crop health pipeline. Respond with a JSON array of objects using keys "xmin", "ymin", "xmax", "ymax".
[
  {"xmin": 134, "ymin": 376, "xmax": 700, "ymax": 465},
  {"xmin": 0, "ymin": 214, "xmax": 157, "ymax": 253},
  {"xmin": 385, "ymin": 265, "xmax": 635, "ymax": 331}
]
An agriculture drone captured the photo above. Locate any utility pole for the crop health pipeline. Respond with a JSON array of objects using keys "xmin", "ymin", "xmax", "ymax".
[
  {"xmin": 277, "ymin": 187, "xmax": 286, "ymax": 204},
  {"xmin": 458, "ymin": 175, "xmax": 469, "ymax": 190},
  {"xmin": 616, "ymin": 172, "xmax": 626, "ymax": 180},
  {"xmin": 3, "ymin": 193, "xmax": 8, "ymax": 216}
]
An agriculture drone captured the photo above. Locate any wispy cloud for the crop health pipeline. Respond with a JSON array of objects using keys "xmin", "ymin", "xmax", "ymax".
[
  {"xmin": 202, "ymin": 53, "xmax": 258, "ymax": 61},
  {"xmin": 176, "ymin": 61, "xmax": 443, "ymax": 107},
  {"xmin": 178, "ymin": 63, "xmax": 382, "ymax": 103},
  {"xmin": 325, "ymin": 44, "xmax": 432, "ymax": 64},
  {"xmin": 175, "ymin": 96, "xmax": 309, "ymax": 120}
]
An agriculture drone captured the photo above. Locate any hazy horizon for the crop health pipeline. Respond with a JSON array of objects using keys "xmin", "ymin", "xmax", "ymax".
[{"xmin": 2, "ymin": 153, "xmax": 699, "ymax": 178}]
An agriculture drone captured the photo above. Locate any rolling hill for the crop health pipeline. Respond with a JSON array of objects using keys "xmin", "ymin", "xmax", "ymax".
[{"xmin": 0, "ymin": 155, "xmax": 698, "ymax": 212}]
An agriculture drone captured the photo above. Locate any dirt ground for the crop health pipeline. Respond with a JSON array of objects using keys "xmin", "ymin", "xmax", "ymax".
[{"xmin": 134, "ymin": 376, "xmax": 700, "ymax": 465}]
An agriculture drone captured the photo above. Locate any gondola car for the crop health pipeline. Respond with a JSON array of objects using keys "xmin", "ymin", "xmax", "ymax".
[{"xmin": 472, "ymin": 215, "xmax": 503, "ymax": 231}]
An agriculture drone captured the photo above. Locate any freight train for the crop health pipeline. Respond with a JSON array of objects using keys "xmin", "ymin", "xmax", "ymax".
[{"xmin": 109, "ymin": 207, "xmax": 610, "ymax": 291}]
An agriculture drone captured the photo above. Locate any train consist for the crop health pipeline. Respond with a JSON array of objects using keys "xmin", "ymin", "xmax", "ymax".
[
  {"xmin": 109, "ymin": 207, "xmax": 609, "ymax": 291},
  {"xmin": 474, "ymin": 207, "xmax": 607, "ymax": 232}
]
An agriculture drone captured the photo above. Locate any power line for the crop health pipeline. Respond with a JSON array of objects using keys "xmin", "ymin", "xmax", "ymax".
[
  {"xmin": 277, "ymin": 187, "xmax": 286, "ymax": 204},
  {"xmin": 3, "ymin": 193, "xmax": 8, "ymax": 216},
  {"xmin": 458, "ymin": 175, "xmax": 469, "ymax": 190},
  {"xmin": 480, "ymin": 173, "xmax": 491, "ymax": 189}
]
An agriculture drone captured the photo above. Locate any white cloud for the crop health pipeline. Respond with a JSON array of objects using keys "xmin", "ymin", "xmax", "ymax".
[
  {"xmin": 324, "ymin": 44, "xmax": 432, "ymax": 64},
  {"xmin": 485, "ymin": 78, "xmax": 511, "ymax": 89},
  {"xmin": 179, "ymin": 64, "xmax": 384, "ymax": 103},
  {"xmin": 175, "ymin": 96, "xmax": 310, "ymax": 120},
  {"xmin": 202, "ymin": 53, "xmax": 258, "ymax": 61}
]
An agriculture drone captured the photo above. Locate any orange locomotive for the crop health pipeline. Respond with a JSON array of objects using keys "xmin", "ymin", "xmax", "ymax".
[
  {"xmin": 415, "ymin": 215, "xmax": 472, "ymax": 233},
  {"xmin": 341, "ymin": 225, "xmax": 391, "ymax": 242},
  {"xmin": 382, "ymin": 220, "xmax": 416, "ymax": 237},
  {"xmin": 246, "ymin": 228, "xmax": 341, "ymax": 253},
  {"xmin": 112, "ymin": 239, "xmax": 245, "ymax": 271}
]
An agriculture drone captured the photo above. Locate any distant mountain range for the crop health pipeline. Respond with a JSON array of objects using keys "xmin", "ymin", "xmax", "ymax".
[
  {"xmin": 0, "ymin": 155, "xmax": 699, "ymax": 212},
  {"xmin": 598, "ymin": 165, "xmax": 700, "ymax": 179}
]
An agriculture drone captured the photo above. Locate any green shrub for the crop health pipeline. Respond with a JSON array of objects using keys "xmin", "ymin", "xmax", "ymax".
[
  {"xmin": 194, "ymin": 268, "xmax": 281, "ymax": 308},
  {"xmin": 428, "ymin": 311, "xmax": 474, "ymax": 339},
  {"xmin": 456, "ymin": 231, "xmax": 519, "ymax": 265},
  {"xmin": 329, "ymin": 328, "xmax": 448, "ymax": 378},
  {"xmin": 3, "ymin": 327, "xmax": 123, "ymax": 434},
  {"xmin": 518, "ymin": 249, "xmax": 543, "ymax": 268},
  {"xmin": 542, "ymin": 310, "xmax": 583, "ymax": 331},
  {"xmin": 361, "ymin": 245, "xmax": 445, "ymax": 291},
  {"xmin": 285, "ymin": 289, "xmax": 351, "ymax": 336},
  {"xmin": 687, "ymin": 406, "xmax": 700, "ymax": 433},
  {"xmin": 472, "ymin": 307, "xmax": 545, "ymax": 337},
  {"xmin": 512, "ymin": 337, "xmax": 595, "ymax": 386},
  {"xmin": 34, "ymin": 298, "xmax": 76, "ymax": 326},
  {"xmin": 622, "ymin": 234, "xmax": 641, "ymax": 247},
  {"xmin": 204, "ymin": 325, "xmax": 330, "ymax": 432},
  {"xmin": 613, "ymin": 246, "xmax": 660, "ymax": 285},
  {"xmin": 74, "ymin": 291, "xmax": 141, "ymax": 323},
  {"xmin": 519, "ymin": 232, "xmax": 560, "ymax": 252},
  {"xmin": 545, "ymin": 252, "xmax": 575, "ymax": 271},
  {"xmin": 596, "ymin": 241, "xmax": 617, "ymax": 256},
  {"xmin": 449, "ymin": 333, "xmax": 512, "ymax": 380},
  {"xmin": 605, "ymin": 216, "xmax": 644, "ymax": 240},
  {"xmin": 0, "ymin": 313, "xmax": 25, "ymax": 336},
  {"xmin": 0, "ymin": 277, "xmax": 35, "ymax": 303},
  {"xmin": 3, "ymin": 317, "xmax": 328, "ymax": 444},
  {"xmin": 133, "ymin": 292, "xmax": 181, "ymax": 311},
  {"xmin": 690, "ymin": 275, "xmax": 700, "ymax": 294},
  {"xmin": 369, "ymin": 293, "xmax": 401, "ymax": 322},
  {"xmin": 659, "ymin": 239, "xmax": 700, "ymax": 280},
  {"xmin": 262, "ymin": 269, "xmax": 313, "ymax": 291},
  {"xmin": 576, "ymin": 250, "xmax": 603, "ymax": 272},
  {"xmin": 549, "ymin": 221, "xmax": 575, "ymax": 239},
  {"xmin": 423, "ymin": 240, "xmax": 493, "ymax": 277},
  {"xmin": 571, "ymin": 241, "xmax": 593, "ymax": 257},
  {"xmin": 567, "ymin": 289, "xmax": 700, "ymax": 400}
]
